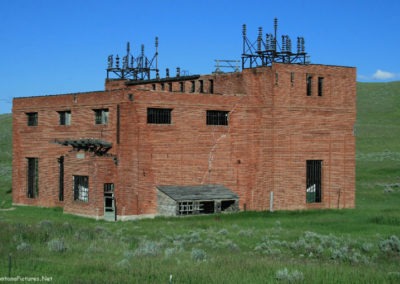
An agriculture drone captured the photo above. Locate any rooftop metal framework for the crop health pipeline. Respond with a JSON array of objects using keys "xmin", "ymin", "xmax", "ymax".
[
  {"xmin": 241, "ymin": 18, "xmax": 310, "ymax": 69},
  {"xmin": 106, "ymin": 37, "xmax": 159, "ymax": 80}
]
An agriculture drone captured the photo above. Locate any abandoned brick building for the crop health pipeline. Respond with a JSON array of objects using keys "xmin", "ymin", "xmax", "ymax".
[{"xmin": 12, "ymin": 20, "xmax": 356, "ymax": 220}]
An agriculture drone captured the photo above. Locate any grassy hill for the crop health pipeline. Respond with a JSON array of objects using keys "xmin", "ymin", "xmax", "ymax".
[
  {"xmin": 0, "ymin": 82, "xmax": 399, "ymax": 283},
  {"xmin": 0, "ymin": 113, "xmax": 12, "ymax": 208}
]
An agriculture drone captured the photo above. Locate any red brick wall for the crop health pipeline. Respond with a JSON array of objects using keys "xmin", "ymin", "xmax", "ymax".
[{"xmin": 12, "ymin": 63, "xmax": 356, "ymax": 218}]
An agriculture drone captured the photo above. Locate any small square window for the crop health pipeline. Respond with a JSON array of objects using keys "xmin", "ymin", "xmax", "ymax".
[
  {"xmin": 147, "ymin": 108, "xmax": 172, "ymax": 124},
  {"xmin": 206, "ymin": 110, "xmax": 229, "ymax": 126},
  {"xmin": 94, "ymin": 109, "xmax": 109, "ymax": 125},
  {"xmin": 58, "ymin": 111, "xmax": 71, "ymax": 125},
  {"xmin": 26, "ymin": 112, "xmax": 38, "ymax": 126}
]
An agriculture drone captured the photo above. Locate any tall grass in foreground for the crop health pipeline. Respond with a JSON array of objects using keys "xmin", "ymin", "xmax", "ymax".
[{"xmin": 0, "ymin": 210, "xmax": 399, "ymax": 283}]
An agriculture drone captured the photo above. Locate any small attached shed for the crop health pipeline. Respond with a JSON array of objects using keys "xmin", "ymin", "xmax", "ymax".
[{"xmin": 157, "ymin": 184, "xmax": 239, "ymax": 216}]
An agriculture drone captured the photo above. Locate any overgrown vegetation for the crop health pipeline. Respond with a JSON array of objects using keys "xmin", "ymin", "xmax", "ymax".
[{"xmin": 0, "ymin": 82, "xmax": 399, "ymax": 283}]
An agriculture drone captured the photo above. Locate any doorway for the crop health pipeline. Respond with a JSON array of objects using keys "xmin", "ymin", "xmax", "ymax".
[{"xmin": 104, "ymin": 183, "xmax": 116, "ymax": 221}]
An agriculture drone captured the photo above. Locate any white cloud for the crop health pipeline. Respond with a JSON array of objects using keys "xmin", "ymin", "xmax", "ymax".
[{"xmin": 372, "ymin": 69, "xmax": 396, "ymax": 80}]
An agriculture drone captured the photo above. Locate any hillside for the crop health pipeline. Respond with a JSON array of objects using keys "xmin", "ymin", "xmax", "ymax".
[{"xmin": 0, "ymin": 113, "xmax": 12, "ymax": 208}]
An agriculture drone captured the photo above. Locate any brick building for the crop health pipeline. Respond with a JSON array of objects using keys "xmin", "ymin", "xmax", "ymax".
[{"xmin": 12, "ymin": 23, "xmax": 356, "ymax": 220}]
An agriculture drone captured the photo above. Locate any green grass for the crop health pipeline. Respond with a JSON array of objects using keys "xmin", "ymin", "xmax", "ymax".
[
  {"xmin": 1, "ymin": 82, "xmax": 400, "ymax": 283},
  {"xmin": 0, "ymin": 113, "xmax": 12, "ymax": 208}
]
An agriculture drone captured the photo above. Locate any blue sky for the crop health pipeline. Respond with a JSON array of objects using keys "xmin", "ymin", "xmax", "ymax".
[{"xmin": 0, "ymin": 0, "xmax": 399, "ymax": 114}]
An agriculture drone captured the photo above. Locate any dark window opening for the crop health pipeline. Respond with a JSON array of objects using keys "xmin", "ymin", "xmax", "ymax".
[
  {"xmin": 104, "ymin": 183, "xmax": 114, "ymax": 212},
  {"xmin": 306, "ymin": 74, "xmax": 312, "ymax": 96},
  {"xmin": 58, "ymin": 156, "xmax": 64, "ymax": 201},
  {"xmin": 94, "ymin": 109, "xmax": 109, "ymax": 125},
  {"xmin": 306, "ymin": 160, "xmax": 322, "ymax": 203},
  {"xmin": 161, "ymin": 83, "xmax": 165, "ymax": 91},
  {"xmin": 206, "ymin": 110, "xmax": 229, "ymax": 126},
  {"xmin": 58, "ymin": 111, "xmax": 71, "ymax": 126},
  {"xmin": 27, "ymin": 112, "xmax": 38, "ymax": 126},
  {"xmin": 318, "ymin": 77, "xmax": 324, "ymax": 96},
  {"xmin": 199, "ymin": 80, "xmax": 204, "ymax": 93},
  {"xmin": 200, "ymin": 201, "xmax": 215, "ymax": 213},
  {"xmin": 147, "ymin": 108, "xmax": 172, "ymax": 124},
  {"xmin": 27, "ymin": 158, "xmax": 39, "ymax": 198},
  {"xmin": 180, "ymin": 82, "xmax": 185, "ymax": 92},
  {"xmin": 275, "ymin": 72, "xmax": 279, "ymax": 85},
  {"xmin": 74, "ymin": 175, "xmax": 89, "ymax": 202},
  {"xmin": 221, "ymin": 200, "xmax": 236, "ymax": 211},
  {"xmin": 152, "ymin": 84, "xmax": 156, "ymax": 90},
  {"xmin": 190, "ymin": 81, "xmax": 195, "ymax": 93},
  {"xmin": 209, "ymin": 79, "xmax": 214, "ymax": 94},
  {"xmin": 168, "ymin": 82, "xmax": 173, "ymax": 92},
  {"xmin": 290, "ymin": 72, "xmax": 295, "ymax": 85}
]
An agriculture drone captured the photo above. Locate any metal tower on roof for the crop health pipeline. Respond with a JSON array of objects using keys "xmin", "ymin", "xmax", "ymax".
[
  {"xmin": 241, "ymin": 18, "xmax": 309, "ymax": 69},
  {"xmin": 106, "ymin": 37, "xmax": 159, "ymax": 80}
]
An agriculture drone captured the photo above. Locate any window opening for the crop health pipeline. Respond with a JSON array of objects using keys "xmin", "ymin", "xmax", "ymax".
[
  {"xmin": 58, "ymin": 111, "xmax": 71, "ymax": 126},
  {"xmin": 290, "ymin": 72, "xmax": 295, "ymax": 85},
  {"xmin": 199, "ymin": 80, "xmax": 204, "ymax": 93},
  {"xmin": 306, "ymin": 74, "xmax": 312, "ymax": 96},
  {"xmin": 27, "ymin": 112, "xmax": 38, "ymax": 126},
  {"xmin": 147, "ymin": 108, "xmax": 172, "ymax": 124},
  {"xmin": 58, "ymin": 156, "xmax": 64, "ymax": 201},
  {"xmin": 161, "ymin": 83, "xmax": 165, "ymax": 91},
  {"xmin": 27, "ymin": 158, "xmax": 39, "ymax": 198},
  {"xmin": 190, "ymin": 81, "xmax": 195, "ymax": 93},
  {"xmin": 180, "ymin": 82, "xmax": 185, "ymax": 92},
  {"xmin": 152, "ymin": 84, "xmax": 156, "ymax": 90},
  {"xmin": 318, "ymin": 77, "xmax": 324, "ymax": 96},
  {"xmin": 209, "ymin": 79, "xmax": 214, "ymax": 94},
  {"xmin": 221, "ymin": 200, "xmax": 235, "ymax": 211},
  {"xmin": 306, "ymin": 160, "xmax": 322, "ymax": 203},
  {"xmin": 74, "ymin": 175, "xmax": 89, "ymax": 202},
  {"xmin": 206, "ymin": 110, "xmax": 229, "ymax": 126},
  {"xmin": 168, "ymin": 82, "xmax": 173, "ymax": 92},
  {"xmin": 94, "ymin": 109, "xmax": 109, "ymax": 125}
]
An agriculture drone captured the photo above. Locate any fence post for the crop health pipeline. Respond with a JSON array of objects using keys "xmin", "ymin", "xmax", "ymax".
[{"xmin": 8, "ymin": 253, "xmax": 11, "ymax": 277}]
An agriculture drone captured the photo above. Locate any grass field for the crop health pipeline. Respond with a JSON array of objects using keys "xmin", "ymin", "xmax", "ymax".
[{"xmin": 0, "ymin": 82, "xmax": 400, "ymax": 283}]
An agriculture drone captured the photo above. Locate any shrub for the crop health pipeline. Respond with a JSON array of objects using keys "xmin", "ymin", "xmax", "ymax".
[
  {"xmin": 379, "ymin": 235, "xmax": 400, "ymax": 254},
  {"xmin": 17, "ymin": 242, "xmax": 31, "ymax": 252},
  {"xmin": 134, "ymin": 240, "xmax": 162, "ymax": 257},
  {"xmin": 48, "ymin": 238, "xmax": 67, "ymax": 253},
  {"xmin": 191, "ymin": 248, "xmax": 207, "ymax": 262},
  {"xmin": 276, "ymin": 268, "xmax": 304, "ymax": 283}
]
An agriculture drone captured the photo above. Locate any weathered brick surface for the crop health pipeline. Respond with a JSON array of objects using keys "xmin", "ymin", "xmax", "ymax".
[{"xmin": 12, "ymin": 63, "xmax": 356, "ymax": 218}]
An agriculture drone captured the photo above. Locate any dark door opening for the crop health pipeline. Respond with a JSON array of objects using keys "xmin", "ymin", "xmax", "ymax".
[
  {"xmin": 104, "ymin": 183, "xmax": 116, "ymax": 221},
  {"xmin": 306, "ymin": 160, "xmax": 322, "ymax": 203}
]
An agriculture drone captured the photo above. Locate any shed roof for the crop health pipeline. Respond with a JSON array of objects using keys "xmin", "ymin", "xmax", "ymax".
[{"xmin": 157, "ymin": 184, "xmax": 238, "ymax": 201}]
